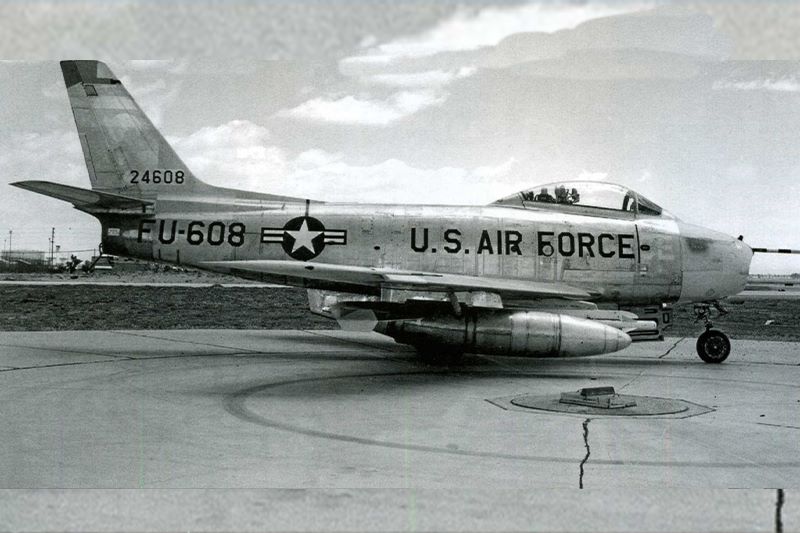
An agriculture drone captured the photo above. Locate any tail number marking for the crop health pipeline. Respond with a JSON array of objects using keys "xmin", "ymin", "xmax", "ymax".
[
  {"xmin": 130, "ymin": 170, "xmax": 186, "ymax": 184},
  {"xmin": 138, "ymin": 220, "xmax": 246, "ymax": 247}
]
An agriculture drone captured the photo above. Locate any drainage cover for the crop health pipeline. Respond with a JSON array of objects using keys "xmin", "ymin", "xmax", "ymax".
[
  {"xmin": 490, "ymin": 387, "xmax": 714, "ymax": 418},
  {"xmin": 559, "ymin": 387, "xmax": 637, "ymax": 409}
]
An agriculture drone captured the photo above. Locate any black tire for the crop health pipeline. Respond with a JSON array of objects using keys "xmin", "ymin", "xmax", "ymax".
[{"xmin": 696, "ymin": 329, "xmax": 731, "ymax": 363}]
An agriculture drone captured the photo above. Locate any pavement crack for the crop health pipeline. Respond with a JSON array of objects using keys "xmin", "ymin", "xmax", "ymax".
[
  {"xmin": 658, "ymin": 337, "xmax": 685, "ymax": 359},
  {"xmin": 579, "ymin": 418, "xmax": 591, "ymax": 489},
  {"xmin": 775, "ymin": 489, "xmax": 784, "ymax": 533}
]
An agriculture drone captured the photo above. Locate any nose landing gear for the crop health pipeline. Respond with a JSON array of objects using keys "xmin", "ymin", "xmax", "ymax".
[{"xmin": 693, "ymin": 303, "xmax": 731, "ymax": 363}]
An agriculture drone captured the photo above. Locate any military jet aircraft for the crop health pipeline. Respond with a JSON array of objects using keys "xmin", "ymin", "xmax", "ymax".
[{"xmin": 13, "ymin": 60, "xmax": 762, "ymax": 363}]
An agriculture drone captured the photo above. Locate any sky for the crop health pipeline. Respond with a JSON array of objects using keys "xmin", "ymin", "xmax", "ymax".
[{"xmin": 2, "ymin": 1, "xmax": 800, "ymax": 273}]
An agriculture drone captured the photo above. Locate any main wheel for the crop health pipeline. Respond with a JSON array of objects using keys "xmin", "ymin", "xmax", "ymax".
[{"xmin": 696, "ymin": 329, "xmax": 731, "ymax": 363}]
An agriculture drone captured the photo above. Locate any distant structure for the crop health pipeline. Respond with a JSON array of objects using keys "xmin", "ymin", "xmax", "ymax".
[
  {"xmin": 0, "ymin": 249, "xmax": 49, "ymax": 272},
  {"xmin": 1, "ymin": 249, "xmax": 46, "ymax": 262}
]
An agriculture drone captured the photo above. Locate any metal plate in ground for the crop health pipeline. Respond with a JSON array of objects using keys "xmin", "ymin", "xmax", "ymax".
[{"xmin": 489, "ymin": 393, "xmax": 714, "ymax": 418}]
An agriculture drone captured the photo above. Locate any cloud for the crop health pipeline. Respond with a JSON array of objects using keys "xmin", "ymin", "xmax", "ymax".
[
  {"xmin": 473, "ymin": 157, "xmax": 518, "ymax": 180},
  {"xmin": 482, "ymin": 8, "xmax": 727, "ymax": 68},
  {"xmin": 279, "ymin": 90, "xmax": 445, "ymax": 126},
  {"xmin": 0, "ymin": 130, "xmax": 86, "ymax": 188},
  {"xmin": 365, "ymin": 67, "xmax": 476, "ymax": 88},
  {"xmin": 168, "ymin": 120, "xmax": 522, "ymax": 203},
  {"xmin": 345, "ymin": 2, "xmax": 647, "ymax": 65},
  {"xmin": 169, "ymin": 120, "xmax": 288, "ymax": 191},
  {"xmin": 340, "ymin": 7, "xmax": 727, "ymax": 84},
  {"xmin": 495, "ymin": 48, "xmax": 703, "ymax": 80},
  {"xmin": 325, "ymin": 4, "xmax": 673, "ymax": 131},
  {"xmin": 288, "ymin": 156, "xmax": 522, "ymax": 204},
  {"xmin": 331, "ymin": 4, "xmax": 701, "ymax": 121},
  {"xmin": 713, "ymin": 77, "xmax": 800, "ymax": 92}
]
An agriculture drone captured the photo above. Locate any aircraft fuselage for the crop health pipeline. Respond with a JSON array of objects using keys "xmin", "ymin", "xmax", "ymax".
[{"xmin": 97, "ymin": 197, "xmax": 749, "ymax": 306}]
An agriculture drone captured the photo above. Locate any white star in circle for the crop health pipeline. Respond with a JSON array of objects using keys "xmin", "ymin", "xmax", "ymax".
[{"xmin": 285, "ymin": 219, "xmax": 322, "ymax": 254}]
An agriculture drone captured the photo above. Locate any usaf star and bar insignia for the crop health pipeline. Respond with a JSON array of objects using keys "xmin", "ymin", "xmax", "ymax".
[{"xmin": 260, "ymin": 216, "xmax": 347, "ymax": 261}]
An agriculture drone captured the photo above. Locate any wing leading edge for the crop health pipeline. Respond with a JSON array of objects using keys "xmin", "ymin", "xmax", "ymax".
[{"xmin": 201, "ymin": 259, "xmax": 595, "ymax": 301}]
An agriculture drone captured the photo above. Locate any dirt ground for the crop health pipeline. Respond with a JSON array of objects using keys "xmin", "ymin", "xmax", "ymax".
[
  {"xmin": 0, "ymin": 285, "xmax": 333, "ymax": 331},
  {"xmin": 1, "ymin": 280, "xmax": 799, "ymax": 341},
  {"xmin": 669, "ymin": 298, "xmax": 800, "ymax": 341}
]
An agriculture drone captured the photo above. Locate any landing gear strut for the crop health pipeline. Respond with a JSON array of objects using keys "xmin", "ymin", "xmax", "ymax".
[{"xmin": 693, "ymin": 303, "xmax": 731, "ymax": 364}]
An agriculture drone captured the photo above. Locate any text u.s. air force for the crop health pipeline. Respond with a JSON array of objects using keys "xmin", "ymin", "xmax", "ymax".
[{"xmin": 410, "ymin": 227, "xmax": 636, "ymax": 258}]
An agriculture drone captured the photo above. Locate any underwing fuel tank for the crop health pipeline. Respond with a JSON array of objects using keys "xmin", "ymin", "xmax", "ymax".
[{"xmin": 376, "ymin": 310, "xmax": 632, "ymax": 358}]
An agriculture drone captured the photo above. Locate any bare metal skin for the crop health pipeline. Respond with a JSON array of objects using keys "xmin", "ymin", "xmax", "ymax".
[{"xmin": 12, "ymin": 61, "xmax": 755, "ymax": 362}]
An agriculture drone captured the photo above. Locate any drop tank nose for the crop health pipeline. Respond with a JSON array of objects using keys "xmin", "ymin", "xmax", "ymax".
[{"xmin": 557, "ymin": 314, "xmax": 632, "ymax": 356}]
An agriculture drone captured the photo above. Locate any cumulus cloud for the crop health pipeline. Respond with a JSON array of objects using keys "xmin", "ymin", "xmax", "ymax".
[
  {"xmin": 169, "ymin": 120, "xmax": 288, "ymax": 191},
  {"xmin": 301, "ymin": 3, "xmax": 654, "ymax": 129},
  {"xmin": 288, "ymin": 156, "xmax": 522, "ymax": 204},
  {"xmin": 168, "ymin": 120, "xmax": 522, "ymax": 203},
  {"xmin": 325, "ymin": 2, "xmax": 661, "ymax": 126},
  {"xmin": 343, "ymin": 2, "xmax": 648, "ymax": 65},
  {"xmin": 279, "ymin": 90, "xmax": 445, "ymax": 126},
  {"xmin": 281, "ymin": 65, "xmax": 475, "ymax": 127}
]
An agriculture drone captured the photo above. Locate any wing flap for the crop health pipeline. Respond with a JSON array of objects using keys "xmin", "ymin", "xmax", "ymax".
[{"xmin": 202, "ymin": 259, "xmax": 593, "ymax": 300}]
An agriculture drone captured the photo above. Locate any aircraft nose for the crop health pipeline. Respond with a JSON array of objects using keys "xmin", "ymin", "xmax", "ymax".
[
  {"xmin": 736, "ymin": 239, "xmax": 754, "ymax": 276},
  {"xmin": 678, "ymin": 222, "xmax": 752, "ymax": 303}
]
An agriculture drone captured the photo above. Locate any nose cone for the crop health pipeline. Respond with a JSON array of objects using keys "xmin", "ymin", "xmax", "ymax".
[
  {"xmin": 678, "ymin": 222, "xmax": 753, "ymax": 303},
  {"xmin": 735, "ymin": 239, "xmax": 754, "ymax": 277}
]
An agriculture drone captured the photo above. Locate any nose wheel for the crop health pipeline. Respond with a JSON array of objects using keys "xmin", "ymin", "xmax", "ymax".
[
  {"xmin": 693, "ymin": 303, "xmax": 731, "ymax": 363},
  {"xmin": 696, "ymin": 328, "xmax": 731, "ymax": 363}
]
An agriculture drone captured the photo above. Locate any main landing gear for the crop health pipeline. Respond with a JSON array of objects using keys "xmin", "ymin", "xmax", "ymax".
[{"xmin": 693, "ymin": 303, "xmax": 731, "ymax": 364}]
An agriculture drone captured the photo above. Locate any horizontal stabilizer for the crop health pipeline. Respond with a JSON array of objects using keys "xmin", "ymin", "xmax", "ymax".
[
  {"xmin": 10, "ymin": 180, "xmax": 152, "ymax": 209},
  {"xmin": 201, "ymin": 259, "xmax": 594, "ymax": 300}
]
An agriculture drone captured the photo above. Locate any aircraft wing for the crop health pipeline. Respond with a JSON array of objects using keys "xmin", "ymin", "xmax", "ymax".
[{"xmin": 201, "ymin": 259, "xmax": 594, "ymax": 300}]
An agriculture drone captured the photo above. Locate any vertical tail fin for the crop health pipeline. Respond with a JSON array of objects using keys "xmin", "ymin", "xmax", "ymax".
[{"xmin": 60, "ymin": 60, "xmax": 211, "ymax": 198}]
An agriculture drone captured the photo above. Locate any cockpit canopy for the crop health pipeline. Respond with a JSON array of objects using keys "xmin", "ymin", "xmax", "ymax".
[{"xmin": 493, "ymin": 181, "xmax": 669, "ymax": 218}]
